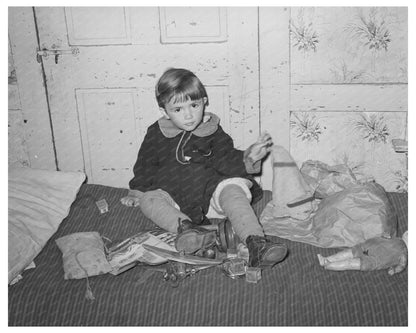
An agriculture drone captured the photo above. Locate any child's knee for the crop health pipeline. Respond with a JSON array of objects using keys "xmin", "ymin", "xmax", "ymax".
[
  {"xmin": 218, "ymin": 178, "xmax": 252, "ymax": 201},
  {"xmin": 222, "ymin": 183, "xmax": 244, "ymax": 193},
  {"xmin": 208, "ymin": 178, "xmax": 253, "ymax": 218},
  {"xmin": 140, "ymin": 189, "xmax": 173, "ymax": 211},
  {"xmin": 140, "ymin": 190, "xmax": 158, "ymax": 204}
]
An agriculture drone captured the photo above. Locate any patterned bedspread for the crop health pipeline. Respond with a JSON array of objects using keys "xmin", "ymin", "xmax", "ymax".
[{"xmin": 8, "ymin": 184, "xmax": 408, "ymax": 326}]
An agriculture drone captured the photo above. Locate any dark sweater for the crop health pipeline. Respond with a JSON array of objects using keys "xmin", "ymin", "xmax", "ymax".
[{"xmin": 129, "ymin": 113, "xmax": 262, "ymax": 223}]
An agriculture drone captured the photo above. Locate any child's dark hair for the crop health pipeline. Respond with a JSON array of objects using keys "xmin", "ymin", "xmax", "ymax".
[{"xmin": 155, "ymin": 68, "xmax": 209, "ymax": 108}]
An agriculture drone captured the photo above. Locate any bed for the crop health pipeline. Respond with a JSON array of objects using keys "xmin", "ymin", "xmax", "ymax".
[{"xmin": 8, "ymin": 170, "xmax": 408, "ymax": 326}]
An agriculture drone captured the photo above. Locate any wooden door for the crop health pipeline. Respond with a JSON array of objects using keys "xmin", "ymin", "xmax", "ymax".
[{"xmin": 30, "ymin": 6, "xmax": 260, "ymax": 187}]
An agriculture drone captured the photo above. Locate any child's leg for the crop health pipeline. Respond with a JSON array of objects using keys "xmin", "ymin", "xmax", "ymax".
[
  {"xmin": 139, "ymin": 189, "xmax": 190, "ymax": 233},
  {"xmin": 216, "ymin": 182, "xmax": 288, "ymax": 267},
  {"xmin": 217, "ymin": 183, "xmax": 286, "ymax": 267},
  {"xmin": 324, "ymin": 258, "xmax": 361, "ymax": 271},
  {"xmin": 217, "ymin": 183, "xmax": 263, "ymax": 243}
]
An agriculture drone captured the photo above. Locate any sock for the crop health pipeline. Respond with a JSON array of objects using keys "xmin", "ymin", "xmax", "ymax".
[
  {"xmin": 218, "ymin": 184, "xmax": 263, "ymax": 243},
  {"xmin": 139, "ymin": 190, "xmax": 190, "ymax": 233}
]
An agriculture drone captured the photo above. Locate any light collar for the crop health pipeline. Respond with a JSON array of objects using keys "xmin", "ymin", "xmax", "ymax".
[{"xmin": 158, "ymin": 112, "xmax": 220, "ymax": 138}]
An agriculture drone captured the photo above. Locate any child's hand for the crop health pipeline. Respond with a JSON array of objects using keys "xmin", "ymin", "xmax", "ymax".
[
  {"xmin": 120, "ymin": 195, "xmax": 140, "ymax": 207},
  {"xmin": 247, "ymin": 132, "xmax": 273, "ymax": 162},
  {"xmin": 120, "ymin": 189, "xmax": 143, "ymax": 207}
]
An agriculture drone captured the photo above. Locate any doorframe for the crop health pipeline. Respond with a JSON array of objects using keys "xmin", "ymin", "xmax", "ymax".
[
  {"xmin": 9, "ymin": 7, "xmax": 57, "ymax": 170},
  {"xmin": 258, "ymin": 7, "xmax": 291, "ymax": 190}
]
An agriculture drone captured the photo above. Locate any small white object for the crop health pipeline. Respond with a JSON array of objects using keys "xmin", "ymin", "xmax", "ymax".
[
  {"xmin": 402, "ymin": 231, "xmax": 408, "ymax": 248},
  {"xmin": 96, "ymin": 199, "xmax": 109, "ymax": 214},
  {"xmin": 245, "ymin": 267, "xmax": 262, "ymax": 283}
]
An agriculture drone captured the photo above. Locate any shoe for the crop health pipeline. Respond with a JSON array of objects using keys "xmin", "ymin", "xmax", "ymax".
[
  {"xmin": 246, "ymin": 235, "xmax": 288, "ymax": 268},
  {"xmin": 175, "ymin": 219, "xmax": 217, "ymax": 255},
  {"xmin": 217, "ymin": 219, "xmax": 241, "ymax": 252}
]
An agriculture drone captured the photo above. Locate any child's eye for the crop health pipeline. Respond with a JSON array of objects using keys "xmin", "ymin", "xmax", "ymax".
[
  {"xmin": 173, "ymin": 108, "xmax": 181, "ymax": 112},
  {"xmin": 191, "ymin": 103, "xmax": 199, "ymax": 108}
]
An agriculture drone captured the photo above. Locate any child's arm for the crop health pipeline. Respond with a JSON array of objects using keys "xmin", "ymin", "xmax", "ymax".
[
  {"xmin": 195, "ymin": 128, "xmax": 272, "ymax": 176},
  {"xmin": 129, "ymin": 127, "xmax": 159, "ymax": 190},
  {"xmin": 121, "ymin": 126, "xmax": 158, "ymax": 207},
  {"xmin": 207, "ymin": 127, "xmax": 248, "ymax": 176}
]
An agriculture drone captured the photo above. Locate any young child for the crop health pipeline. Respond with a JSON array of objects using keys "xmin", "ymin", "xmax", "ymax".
[
  {"xmin": 317, "ymin": 231, "xmax": 408, "ymax": 275},
  {"xmin": 120, "ymin": 68, "xmax": 288, "ymax": 268}
]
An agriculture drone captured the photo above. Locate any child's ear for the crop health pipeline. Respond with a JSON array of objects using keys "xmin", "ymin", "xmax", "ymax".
[
  {"xmin": 203, "ymin": 97, "xmax": 208, "ymax": 106},
  {"xmin": 159, "ymin": 107, "xmax": 170, "ymax": 119}
]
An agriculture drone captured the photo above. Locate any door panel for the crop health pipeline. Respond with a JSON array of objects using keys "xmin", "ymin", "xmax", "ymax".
[
  {"xmin": 159, "ymin": 7, "xmax": 227, "ymax": 43},
  {"xmin": 75, "ymin": 86, "xmax": 230, "ymax": 187},
  {"xmin": 75, "ymin": 88, "xmax": 141, "ymax": 186},
  {"xmin": 34, "ymin": 7, "xmax": 260, "ymax": 187},
  {"xmin": 65, "ymin": 7, "xmax": 132, "ymax": 45}
]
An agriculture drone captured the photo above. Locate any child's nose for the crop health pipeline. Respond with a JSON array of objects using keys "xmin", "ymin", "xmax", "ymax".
[{"xmin": 183, "ymin": 108, "xmax": 193, "ymax": 119}]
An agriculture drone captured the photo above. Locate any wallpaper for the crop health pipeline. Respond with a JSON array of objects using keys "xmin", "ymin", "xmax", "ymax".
[
  {"xmin": 289, "ymin": 7, "xmax": 407, "ymax": 192},
  {"xmin": 290, "ymin": 7, "xmax": 407, "ymax": 84}
]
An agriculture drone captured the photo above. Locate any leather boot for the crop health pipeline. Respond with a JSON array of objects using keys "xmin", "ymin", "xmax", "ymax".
[
  {"xmin": 246, "ymin": 235, "xmax": 288, "ymax": 268},
  {"xmin": 175, "ymin": 219, "xmax": 217, "ymax": 256},
  {"xmin": 217, "ymin": 219, "xmax": 241, "ymax": 252}
]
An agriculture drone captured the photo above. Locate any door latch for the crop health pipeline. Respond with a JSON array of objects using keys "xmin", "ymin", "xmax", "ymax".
[{"xmin": 36, "ymin": 47, "xmax": 80, "ymax": 64}]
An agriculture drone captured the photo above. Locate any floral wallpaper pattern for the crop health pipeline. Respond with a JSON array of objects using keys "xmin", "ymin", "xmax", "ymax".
[
  {"xmin": 289, "ymin": 7, "xmax": 407, "ymax": 193},
  {"xmin": 290, "ymin": 111, "xmax": 407, "ymax": 192},
  {"xmin": 290, "ymin": 113, "xmax": 322, "ymax": 143},
  {"xmin": 290, "ymin": 7, "xmax": 407, "ymax": 84}
]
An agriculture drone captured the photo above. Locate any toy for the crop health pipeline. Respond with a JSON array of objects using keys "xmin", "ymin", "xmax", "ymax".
[
  {"xmin": 143, "ymin": 244, "xmax": 223, "ymax": 265},
  {"xmin": 134, "ymin": 261, "xmax": 215, "ymax": 288},
  {"xmin": 95, "ymin": 199, "xmax": 109, "ymax": 214},
  {"xmin": 245, "ymin": 267, "xmax": 262, "ymax": 283},
  {"xmin": 221, "ymin": 258, "xmax": 247, "ymax": 279},
  {"xmin": 107, "ymin": 229, "xmax": 177, "ymax": 275},
  {"xmin": 137, "ymin": 225, "xmax": 283, "ymax": 286},
  {"xmin": 142, "ymin": 244, "xmax": 223, "ymax": 287},
  {"xmin": 317, "ymin": 231, "xmax": 408, "ymax": 275}
]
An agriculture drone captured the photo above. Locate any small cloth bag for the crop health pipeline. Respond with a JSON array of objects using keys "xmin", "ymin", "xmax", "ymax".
[{"xmin": 56, "ymin": 231, "xmax": 112, "ymax": 279}]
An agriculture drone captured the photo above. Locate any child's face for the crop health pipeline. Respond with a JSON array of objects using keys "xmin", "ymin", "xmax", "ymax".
[{"xmin": 161, "ymin": 97, "xmax": 207, "ymax": 132}]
